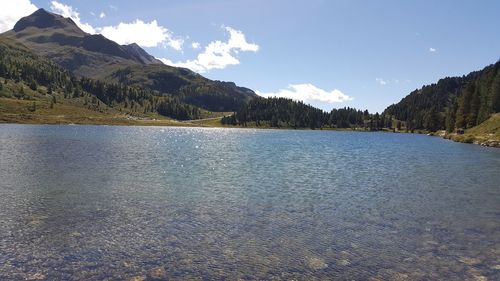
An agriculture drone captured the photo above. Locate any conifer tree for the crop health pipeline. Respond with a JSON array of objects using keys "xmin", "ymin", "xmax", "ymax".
[{"xmin": 491, "ymin": 72, "xmax": 500, "ymax": 113}]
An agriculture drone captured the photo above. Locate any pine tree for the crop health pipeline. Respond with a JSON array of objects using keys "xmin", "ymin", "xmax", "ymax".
[
  {"xmin": 491, "ymin": 72, "xmax": 500, "ymax": 113},
  {"xmin": 445, "ymin": 99, "xmax": 458, "ymax": 133},
  {"xmin": 424, "ymin": 107, "xmax": 439, "ymax": 132},
  {"xmin": 456, "ymin": 84, "xmax": 474, "ymax": 128},
  {"xmin": 467, "ymin": 86, "xmax": 481, "ymax": 127},
  {"xmin": 29, "ymin": 80, "xmax": 37, "ymax": 91}
]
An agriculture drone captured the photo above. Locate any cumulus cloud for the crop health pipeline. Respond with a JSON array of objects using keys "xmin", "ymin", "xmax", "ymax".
[
  {"xmin": 1, "ymin": 0, "xmax": 254, "ymax": 57},
  {"xmin": 49, "ymin": 1, "xmax": 182, "ymax": 50},
  {"xmin": 99, "ymin": 20, "xmax": 183, "ymax": 49},
  {"xmin": 375, "ymin": 78, "xmax": 387, "ymax": 85},
  {"xmin": 0, "ymin": 0, "xmax": 37, "ymax": 32},
  {"xmin": 191, "ymin": 42, "xmax": 200, "ymax": 49},
  {"xmin": 429, "ymin": 47, "xmax": 437, "ymax": 52},
  {"xmin": 257, "ymin": 84, "xmax": 352, "ymax": 105},
  {"xmin": 50, "ymin": 1, "xmax": 96, "ymax": 33},
  {"xmin": 159, "ymin": 26, "xmax": 259, "ymax": 73}
]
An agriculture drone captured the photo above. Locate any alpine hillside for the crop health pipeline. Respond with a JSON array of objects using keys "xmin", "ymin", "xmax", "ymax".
[{"xmin": 0, "ymin": 8, "xmax": 256, "ymax": 112}]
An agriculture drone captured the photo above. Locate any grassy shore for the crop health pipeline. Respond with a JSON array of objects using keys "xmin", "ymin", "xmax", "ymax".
[
  {"xmin": 443, "ymin": 113, "xmax": 500, "ymax": 147},
  {"xmin": 0, "ymin": 97, "xmax": 200, "ymax": 127}
]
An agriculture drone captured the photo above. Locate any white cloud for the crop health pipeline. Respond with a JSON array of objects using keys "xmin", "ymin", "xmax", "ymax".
[
  {"xmin": 50, "ymin": 1, "xmax": 96, "ymax": 34},
  {"xmin": 1, "ymin": 1, "xmax": 241, "ymax": 54},
  {"xmin": 429, "ymin": 47, "xmax": 436, "ymax": 52},
  {"xmin": 191, "ymin": 42, "xmax": 200, "ymax": 49},
  {"xmin": 99, "ymin": 20, "xmax": 183, "ymax": 49},
  {"xmin": 48, "ymin": 1, "xmax": 183, "ymax": 50},
  {"xmin": 376, "ymin": 78, "xmax": 387, "ymax": 85},
  {"xmin": 159, "ymin": 26, "xmax": 259, "ymax": 73},
  {"xmin": 256, "ymin": 84, "xmax": 352, "ymax": 105},
  {"xmin": 0, "ymin": 0, "xmax": 37, "ymax": 32}
]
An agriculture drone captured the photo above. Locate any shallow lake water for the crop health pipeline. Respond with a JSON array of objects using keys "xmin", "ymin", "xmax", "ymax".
[{"xmin": 0, "ymin": 124, "xmax": 499, "ymax": 280}]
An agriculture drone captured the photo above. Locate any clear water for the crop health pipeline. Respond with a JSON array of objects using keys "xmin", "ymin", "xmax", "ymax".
[{"xmin": 0, "ymin": 124, "xmax": 499, "ymax": 280}]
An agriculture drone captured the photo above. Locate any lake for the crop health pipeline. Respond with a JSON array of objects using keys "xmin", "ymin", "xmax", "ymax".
[{"xmin": 0, "ymin": 124, "xmax": 499, "ymax": 280}]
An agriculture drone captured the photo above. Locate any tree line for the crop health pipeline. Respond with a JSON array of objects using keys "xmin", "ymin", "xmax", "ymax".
[
  {"xmin": 221, "ymin": 97, "xmax": 389, "ymax": 130},
  {"xmin": 384, "ymin": 61, "xmax": 500, "ymax": 132}
]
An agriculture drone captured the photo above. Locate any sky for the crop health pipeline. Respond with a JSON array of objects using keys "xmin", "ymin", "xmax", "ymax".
[{"xmin": 1, "ymin": 0, "xmax": 499, "ymax": 113}]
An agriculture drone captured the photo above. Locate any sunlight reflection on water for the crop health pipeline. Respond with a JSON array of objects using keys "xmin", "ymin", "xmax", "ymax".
[{"xmin": 0, "ymin": 124, "xmax": 499, "ymax": 280}]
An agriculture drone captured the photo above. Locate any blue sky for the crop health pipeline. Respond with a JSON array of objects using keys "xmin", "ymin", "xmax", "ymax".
[{"xmin": 2, "ymin": 0, "xmax": 500, "ymax": 113}]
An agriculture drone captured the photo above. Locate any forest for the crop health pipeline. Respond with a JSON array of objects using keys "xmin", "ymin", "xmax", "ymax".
[
  {"xmin": 0, "ymin": 41, "xmax": 201, "ymax": 120},
  {"xmin": 384, "ymin": 61, "xmax": 500, "ymax": 132},
  {"xmin": 221, "ymin": 97, "xmax": 392, "ymax": 130}
]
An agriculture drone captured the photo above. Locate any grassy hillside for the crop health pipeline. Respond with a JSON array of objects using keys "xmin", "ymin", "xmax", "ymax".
[
  {"xmin": 0, "ymin": 78, "xmax": 193, "ymax": 126},
  {"xmin": 445, "ymin": 113, "xmax": 500, "ymax": 146},
  {"xmin": 0, "ymin": 35, "xmax": 230, "ymax": 125},
  {"xmin": 0, "ymin": 8, "xmax": 256, "ymax": 112}
]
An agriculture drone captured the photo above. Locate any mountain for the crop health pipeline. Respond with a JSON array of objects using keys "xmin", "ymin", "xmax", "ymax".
[
  {"xmin": 122, "ymin": 43, "xmax": 163, "ymax": 65},
  {"xmin": 383, "ymin": 61, "xmax": 500, "ymax": 132},
  {"xmin": 0, "ymin": 9, "xmax": 256, "ymax": 111},
  {"xmin": 0, "ymin": 34, "xmax": 213, "ymax": 124}
]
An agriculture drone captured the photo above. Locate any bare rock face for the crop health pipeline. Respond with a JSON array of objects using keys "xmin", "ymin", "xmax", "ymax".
[{"xmin": 13, "ymin": 9, "xmax": 81, "ymax": 33}]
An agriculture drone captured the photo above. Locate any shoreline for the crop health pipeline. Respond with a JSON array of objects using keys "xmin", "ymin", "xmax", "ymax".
[{"xmin": 2, "ymin": 119, "xmax": 498, "ymax": 148}]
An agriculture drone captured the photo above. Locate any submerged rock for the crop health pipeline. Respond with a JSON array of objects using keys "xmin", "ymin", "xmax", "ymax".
[
  {"xmin": 26, "ymin": 273, "xmax": 45, "ymax": 280},
  {"xmin": 392, "ymin": 272, "xmax": 410, "ymax": 280},
  {"xmin": 337, "ymin": 259, "xmax": 351, "ymax": 266},
  {"xmin": 306, "ymin": 256, "xmax": 328, "ymax": 270},
  {"xmin": 127, "ymin": 276, "xmax": 146, "ymax": 281},
  {"xmin": 459, "ymin": 257, "xmax": 482, "ymax": 265},
  {"xmin": 149, "ymin": 267, "xmax": 167, "ymax": 280},
  {"xmin": 70, "ymin": 231, "xmax": 82, "ymax": 238},
  {"xmin": 467, "ymin": 268, "xmax": 488, "ymax": 281}
]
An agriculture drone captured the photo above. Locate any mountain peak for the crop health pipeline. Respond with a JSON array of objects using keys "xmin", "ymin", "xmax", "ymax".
[
  {"xmin": 32, "ymin": 8, "xmax": 52, "ymax": 16},
  {"xmin": 127, "ymin": 43, "xmax": 141, "ymax": 48},
  {"xmin": 13, "ymin": 8, "xmax": 82, "ymax": 34},
  {"xmin": 122, "ymin": 43, "xmax": 163, "ymax": 65}
]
